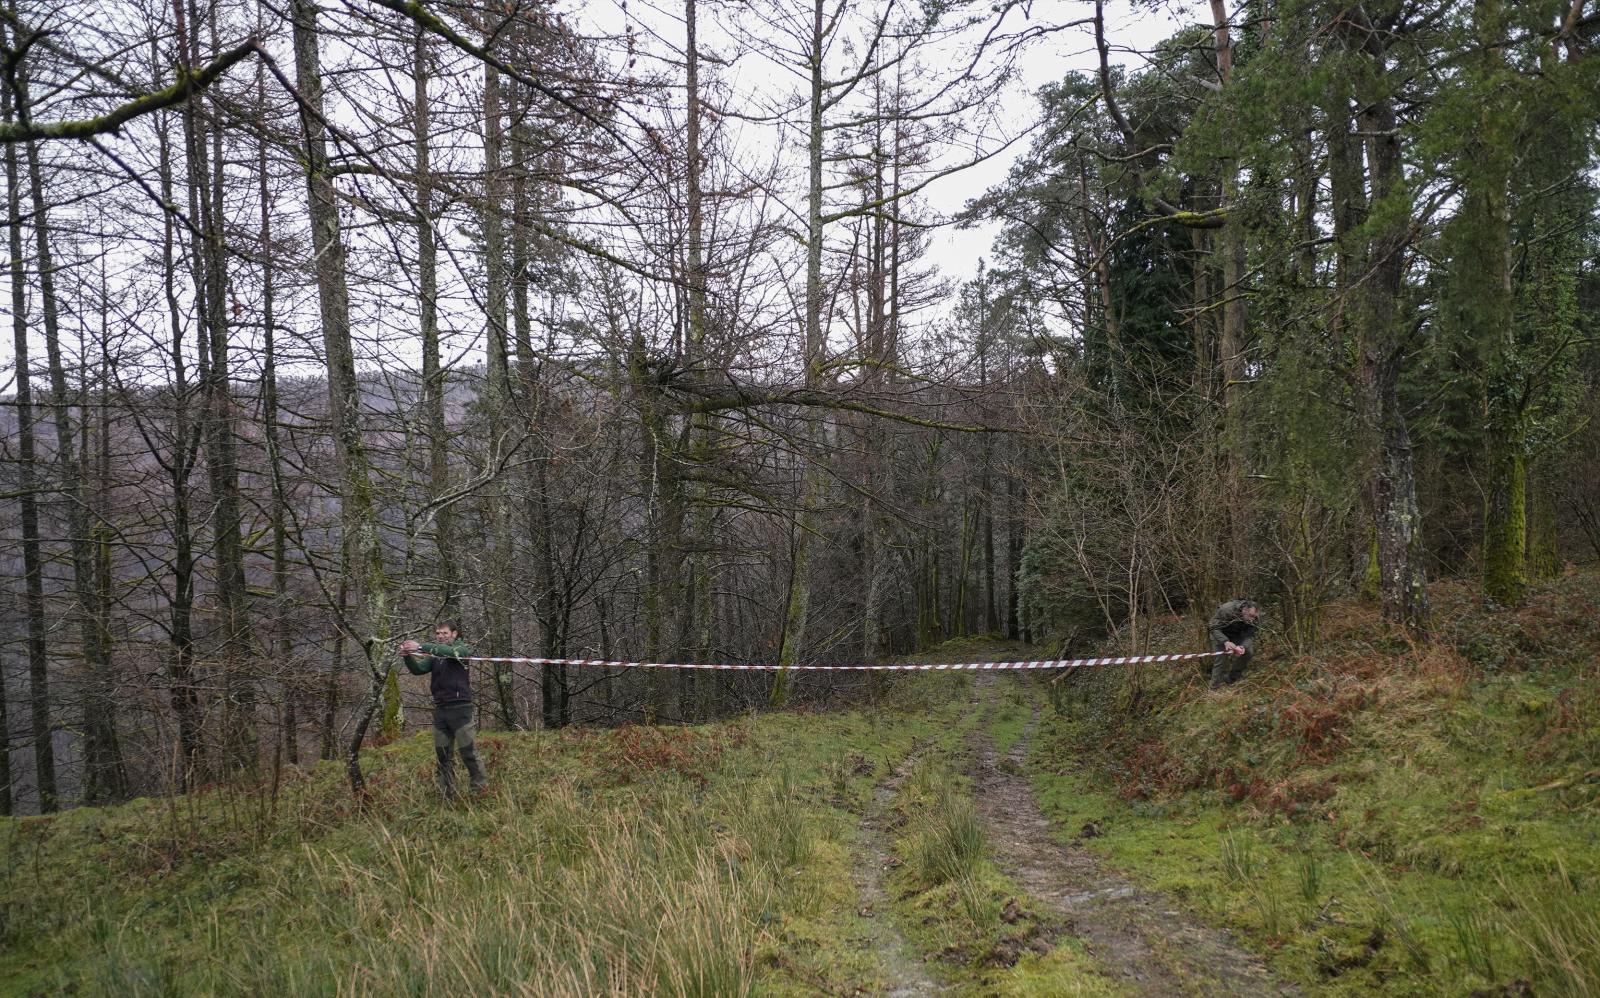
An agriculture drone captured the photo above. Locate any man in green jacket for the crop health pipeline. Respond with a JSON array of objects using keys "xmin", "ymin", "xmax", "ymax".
[
  {"xmin": 399, "ymin": 622, "xmax": 487, "ymax": 800},
  {"xmin": 1207, "ymin": 598, "xmax": 1261, "ymax": 690}
]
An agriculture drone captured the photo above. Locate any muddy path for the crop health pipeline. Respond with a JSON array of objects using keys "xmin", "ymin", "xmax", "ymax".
[
  {"xmin": 851, "ymin": 746, "xmax": 947, "ymax": 997},
  {"xmin": 968, "ymin": 691, "xmax": 1296, "ymax": 997}
]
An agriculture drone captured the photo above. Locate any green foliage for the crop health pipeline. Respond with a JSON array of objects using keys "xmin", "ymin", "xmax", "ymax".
[
  {"xmin": 987, "ymin": 0, "xmax": 1599, "ymax": 627},
  {"xmin": 1097, "ymin": 199, "xmax": 1194, "ymax": 395},
  {"xmin": 1016, "ymin": 535, "xmax": 1104, "ymax": 648}
]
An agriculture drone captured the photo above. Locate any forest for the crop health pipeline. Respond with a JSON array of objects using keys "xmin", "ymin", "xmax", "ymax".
[
  {"xmin": 4, "ymin": 1, "xmax": 1600, "ymax": 995},
  {"xmin": 0, "ymin": 0, "xmax": 1596, "ymax": 816}
]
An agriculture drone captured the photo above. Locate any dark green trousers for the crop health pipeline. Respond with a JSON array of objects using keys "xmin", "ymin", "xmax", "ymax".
[
  {"xmin": 433, "ymin": 702, "xmax": 486, "ymax": 798},
  {"xmin": 1209, "ymin": 636, "xmax": 1254, "ymax": 689}
]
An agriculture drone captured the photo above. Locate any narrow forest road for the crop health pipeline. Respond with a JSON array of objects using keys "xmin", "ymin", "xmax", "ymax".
[
  {"xmin": 966, "ymin": 687, "xmax": 1296, "ymax": 996},
  {"xmin": 854, "ymin": 744, "xmax": 948, "ymax": 997}
]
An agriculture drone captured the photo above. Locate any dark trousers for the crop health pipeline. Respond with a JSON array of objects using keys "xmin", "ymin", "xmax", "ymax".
[
  {"xmin": 1209, "ymin": 637, "xmax": 1254, "ymax": 689},
  {"xmin": 433, "ymin": 702, "xmax": 486, "ymax": 798}
]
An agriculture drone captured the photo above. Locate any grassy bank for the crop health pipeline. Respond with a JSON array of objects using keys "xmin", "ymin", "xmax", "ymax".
[
  {"xmin": 1029, "ymin": 570, "xmax": 1600, "ymax": 996},
  {"xmin": 1, "ymin": 679, "xmax": 965, "ymax": 996}
]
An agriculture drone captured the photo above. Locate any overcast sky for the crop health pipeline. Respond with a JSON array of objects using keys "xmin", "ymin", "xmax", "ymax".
[
  {"xmin": 914, "ymin": 3, "xmax": 1185, "ymax": 287},
  {"xmin": 582, "ymin": 0, "xmax": 1186, "ymax": 294}
]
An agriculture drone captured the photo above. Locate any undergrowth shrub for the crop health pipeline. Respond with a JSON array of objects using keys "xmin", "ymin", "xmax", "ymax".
[{"xmin": 600, "ymin": 725, "xmax": 729, "ymax": 788}]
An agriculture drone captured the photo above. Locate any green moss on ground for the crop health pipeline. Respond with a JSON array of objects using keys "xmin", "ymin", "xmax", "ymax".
[{"xmin": 1027, "ymin": 570, "xmax": 1600, "ymax": 996}]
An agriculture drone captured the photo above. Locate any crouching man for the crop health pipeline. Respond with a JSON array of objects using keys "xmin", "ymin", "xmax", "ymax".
[
  {"xmin": 1206, "ymin": 599, "xmax": 1261, "ymax": 690},
  {"xmin": 399, "ymin": 622, "xmax": 487, "ymax": 800}
]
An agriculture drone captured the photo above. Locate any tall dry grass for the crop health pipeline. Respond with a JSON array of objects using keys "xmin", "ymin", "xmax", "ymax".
[{"xmin": 68, "ymin": 761, "xmax": 812, "ymax": 996}]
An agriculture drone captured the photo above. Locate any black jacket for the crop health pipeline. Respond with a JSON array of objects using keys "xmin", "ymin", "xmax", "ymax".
[{"xmin": 403, "ymin": 639, "xmax": 474, "ymax": 705}]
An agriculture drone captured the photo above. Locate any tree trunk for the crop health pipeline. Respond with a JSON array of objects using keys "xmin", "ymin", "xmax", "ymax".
[
  {"xmin": 414, "ymin": 27, "xmax": 458, "ymax": 618},
  {"xmin": 258, "ymin": 56, "xmax": 296, "ymax": 765},
  {"xmin": 321, "ymin": 537, "xmax": 350, "ymax": 762},
  {"xmin": 976, "ymin": 274, "xmax": 999, "ymax": 634},
  {"xmin": 28, "ymin": 144, "xmax": 127, "ymax": 801},
  {"xmin": 481, "ymin": 55, "xmax": 519, "ymax": 729},
  {"xmin": 154, "ymin": 109, "xmax": 204, "ymax": 786},
  {"xmin": 773, "ymin": 0, "xmax": 829, "ymax": 706},
  {"xmin": 506, "ymin": 75, "xmax": 560, "ymax": 728},
  {"xmin": 679, "ymin": 0, "xmax": 714, "ymax": 717},
  {"xmin": 633, "ymin": 333, "xmax": 681, "ymax": 721},
  {"xmin": 177, "ymin": 0, "xmax": 255, "ymax": 774},
  {"xmin": 1006, "ymin": 473, "xmax": 1024, "ymax": 641},
  {"xmin": 1188, "ymin": 226, "xmax": 1224, "ymax": 609},
  {"xmin": 1466, "ymin": 0, "xmax": 1525, "ymax": 606},
  {"xmin": 3, "ymin": 62, "xmax": 56, "ymax": 812},
  {"xmin": 1326, "ymin": 30, "xmax": 1429, "ymax": 636},
  {"xmin": 291, "ymin": 0, "xmax": 392, "ymax": 793},
  {"xmin": 13, "ymin": 14, "xmax": 126, "ymax": 800},
  {"xmin": 1358, "ymin": 105, "xmax": 1428, "ymax": 635},
  {"xmin": 1208, "ymin": 0, "xmax": 1249, "ymax": 595}
]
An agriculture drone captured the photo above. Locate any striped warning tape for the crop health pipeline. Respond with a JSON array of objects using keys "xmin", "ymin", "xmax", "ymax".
[{"xmin": 455, "ymin": 651, "xmax": 1227, "ymax": 672}]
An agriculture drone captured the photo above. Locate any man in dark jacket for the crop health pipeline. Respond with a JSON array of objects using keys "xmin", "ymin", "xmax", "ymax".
[
  {"xmin": 399, "ymin": 622, "xmax": 487, "ymax": 800},
  {"xmin": 1207, "ymin": 599, "xmax": 1261, "ymax": 689}
]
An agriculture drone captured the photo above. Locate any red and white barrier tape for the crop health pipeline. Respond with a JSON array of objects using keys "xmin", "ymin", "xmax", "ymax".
[{"xmin": 455, "ymin": 651, "xmax": 1226, "ymax": 672}]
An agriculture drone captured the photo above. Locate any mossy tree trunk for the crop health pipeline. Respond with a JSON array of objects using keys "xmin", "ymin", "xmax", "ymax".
[
  {"xmin": 1463, "ymin": 0, "xmax": 1526, "ymax": 606},
  {"xmin": 1325, "ymin": 24, "xmax": 1429, "ymax": 638}
]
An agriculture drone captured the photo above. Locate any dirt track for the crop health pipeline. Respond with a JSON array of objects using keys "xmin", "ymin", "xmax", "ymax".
[
  {"xmin": 853, "ymin": 745, "xmax": 947, "ymax": 996},
  {"xmin": 965, "ymin": 699, "xmax": 1295, "ymax": 997}
]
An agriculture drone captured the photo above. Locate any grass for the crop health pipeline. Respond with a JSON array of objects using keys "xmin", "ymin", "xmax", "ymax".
[
  {"xmin": 0, "ymin": 678, "xmax": 971, "ymax": 997},
  {"xmin": 904, "ymin": 768, "xmax": 986, "ymax": 890},
  {"xmin": 9, "ymin": 574, "xmax": 1595, "ymax": 997},
  {"xmin": 1025, "ymin": 568, "xmax": 1600, "ymax": 996},
  {"xmin": 883, "ymin": 723, "xmax": 1125, "ymax": 997}
]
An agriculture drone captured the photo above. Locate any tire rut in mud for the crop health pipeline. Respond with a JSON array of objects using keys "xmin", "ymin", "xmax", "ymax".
[
  {"xmin": 969, "ymin": 697, "xmax": 1296, "ymax": 997},
  {"xmin": 851, "ymin": 746, "xmax": 948, "ymax": 997}
]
